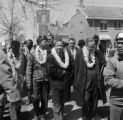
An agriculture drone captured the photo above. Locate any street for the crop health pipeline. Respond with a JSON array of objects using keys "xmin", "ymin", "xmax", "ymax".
[{"xmin": 20, "ymin": 96, "xmax": 110, "ymax": 120}]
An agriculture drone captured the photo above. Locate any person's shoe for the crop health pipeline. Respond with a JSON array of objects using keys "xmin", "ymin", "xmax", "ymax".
[
  {"xmin": 82, "ymin": 116, "xmax": 90, "ymax": 120},
  {"xmin": 39, "ymin": 115, "xmax": 47, "ymax": 120},
  {"xmin": 34, "ymin": 115, "xmax": 39, "ymax": 120}
]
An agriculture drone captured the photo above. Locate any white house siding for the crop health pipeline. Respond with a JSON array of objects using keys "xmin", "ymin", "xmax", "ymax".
[
  {"xmin": 69, "ymin": 12, "xmax": 91, "ymax": 43},
  {"xmin": 69, "ymin": 11, "xmax": 123, "ymax": 45}
]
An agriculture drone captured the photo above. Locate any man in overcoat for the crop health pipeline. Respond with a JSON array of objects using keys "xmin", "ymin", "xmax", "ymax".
[
  {"xmin": 65, "ymin": 38, "xmax": 77, "ymax": 102},
  {"xmin": 74, "ymin": 38, "xmax": 106, "ymax": 120}
]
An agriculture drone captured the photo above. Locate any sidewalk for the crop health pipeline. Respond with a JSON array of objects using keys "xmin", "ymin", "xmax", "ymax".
[{"xmin": 20, "ymin": 99, "xmax": 109, "ymax": 120}]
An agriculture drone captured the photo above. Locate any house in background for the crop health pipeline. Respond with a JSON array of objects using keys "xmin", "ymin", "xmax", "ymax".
[
  {"xmin": 50, "ymin": 22, "xmax": 69, "ymax": 42},
  {"xmin": 56, "ymin": 22, "xmax": 69, "ymax": 42},
  {"xmin": 69, "ymin": 6, "xmax": 123, "ymax": 46}
]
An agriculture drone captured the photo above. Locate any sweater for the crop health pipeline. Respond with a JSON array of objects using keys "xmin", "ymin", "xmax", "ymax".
[{"xmin": 104, "ymin": 56, "xmax": 123, "ymax": 106}]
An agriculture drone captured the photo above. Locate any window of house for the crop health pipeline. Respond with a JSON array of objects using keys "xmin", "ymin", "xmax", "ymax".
[
  {"xmin": 114, "ymin": 21, "xmax": 121, "ymax": 29},
  {"xmin": 100, "ymin": 20, "xmax": 108, "ymax": 30}
]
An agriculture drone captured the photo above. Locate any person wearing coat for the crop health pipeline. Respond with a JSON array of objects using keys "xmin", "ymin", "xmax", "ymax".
[
  {"xmin": 47, "ymin": 40, "xmax": 69, "ymax": 120},
  {"xmin": 64, "ymin": 38, "xmax": 77, "ymax": 102},
  {"xmin": 74, "ymin": 38, "xmax": 106, "ymax": 120},
  {"xmin": 103, "ymin": 33, "xmax": 123, "ymax": 120},
  {"xmin": 27, "ymin": 36, "xmax": 50, "ymax": 120},
  {"xmin": 7, "ymin": 40, "xmax": 27, "ymax": 120},
  {"xmin": 0, "ymin": 48, "xmax": 17, "ymax": 120},
  {"xmin": 23, "ymin": 39, "xmax": 34, "ymax": 104}
]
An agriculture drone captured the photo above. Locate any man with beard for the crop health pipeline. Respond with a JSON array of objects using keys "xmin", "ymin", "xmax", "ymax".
[
  {"xmin": 47, "ymin": 40, "xmax": 69, "ymax": 120},
  {"xmin": 103, "ymin": 33, "xmax": 123, "ymax": 120}
]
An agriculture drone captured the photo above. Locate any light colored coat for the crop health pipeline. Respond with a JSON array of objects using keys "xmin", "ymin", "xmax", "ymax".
[
  {"xmin": 0, "ymin": 49, "xmax": 16, "ymax": 105},
  {"xmin": 7, "ymin": 52, "xmax": 26, "ymax": 102}
]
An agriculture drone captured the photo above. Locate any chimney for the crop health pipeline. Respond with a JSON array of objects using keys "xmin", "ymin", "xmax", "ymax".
[{"xmin": 80, "ymin": 0, "xmax": 84, "ymax": 7}]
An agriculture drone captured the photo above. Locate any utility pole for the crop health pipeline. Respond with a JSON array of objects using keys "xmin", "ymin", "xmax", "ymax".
[{"xmin": 80, "ymin": 0, "xmax": 84, "ymax": 7}]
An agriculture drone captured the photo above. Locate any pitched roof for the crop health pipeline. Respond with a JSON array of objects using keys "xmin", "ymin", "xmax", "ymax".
[{"xmin": 78, "ymin": 6, "xmax": 123, "ymax": 20}]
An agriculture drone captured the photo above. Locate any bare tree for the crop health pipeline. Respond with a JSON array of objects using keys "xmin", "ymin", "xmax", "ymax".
[
  {"xmin": 0, "ymin": 0, "xmax": 60, "ymax": 41},
  {"xmin": 19, "ymin": 0, "xmax": 60, "ymax": 35},
  {"xmin": 21, "ymin": 0, "xmax": 60, "ymax": 10},
  {"xmin": 0, "ymin": 0, "xmax": 25, "ymax": 41}
]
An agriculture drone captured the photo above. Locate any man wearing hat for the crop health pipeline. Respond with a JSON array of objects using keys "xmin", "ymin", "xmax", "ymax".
[
  {"xmin": 77, "ymin": 39, "xmax": 85, "ymax": 49},
  {"xmin": 104, "ymin": 33, "xmax": 123, "ymax": 120}
]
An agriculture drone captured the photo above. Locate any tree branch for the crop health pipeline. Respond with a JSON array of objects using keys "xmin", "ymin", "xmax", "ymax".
[{"xmin": 18, "ymin": 0, "xmax": 28, "ymax": 19}]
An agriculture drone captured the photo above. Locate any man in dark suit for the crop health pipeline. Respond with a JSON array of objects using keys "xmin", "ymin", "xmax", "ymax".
[
  {"xmin": 65, "ymin": 38, "xmax": 77, "ymax": 102},
  {"xmin": 48, "ymin": 40, "xmax": 69, "ymax": 120}
]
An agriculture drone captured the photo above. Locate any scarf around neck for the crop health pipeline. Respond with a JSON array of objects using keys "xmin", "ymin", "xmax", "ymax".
[{"xmin": 51, "ymin": 47, "xmax": 69, "ymax": 69}]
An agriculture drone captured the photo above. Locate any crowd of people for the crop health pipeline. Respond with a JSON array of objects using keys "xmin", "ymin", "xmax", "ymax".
[{"xmin": 0, "ymin": 33, "xmax": 123, "ymax": 120}]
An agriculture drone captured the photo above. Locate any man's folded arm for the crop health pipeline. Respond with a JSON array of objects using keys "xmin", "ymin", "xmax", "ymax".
[{"xmin": 103, "ymin": 60, "xmax": 123, "ymax": 89}]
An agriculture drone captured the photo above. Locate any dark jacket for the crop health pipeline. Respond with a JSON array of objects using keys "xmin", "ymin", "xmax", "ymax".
[
  {"xmin": 47, "ymin": 54, "xmax": 67, "ymax": 89},
  {"xmin": 47, "ymin": 54, "xmax": 65, "ymax": 80},
  {"xmin": 66, "ymin": 47, "xmax": 79, "ymax": 84},
  {"xmin": 74, "ymin": 48, "xmax": 106, "ymax": 107},
  {"xmin": 66, "ymin": 47, "xmax": 76, "ymax": 73},
  {"xmin": 20, "ymin": 53, "xmax": 27, "ymax": 77}
]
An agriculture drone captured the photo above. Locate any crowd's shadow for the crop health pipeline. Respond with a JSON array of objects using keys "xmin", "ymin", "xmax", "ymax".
[
  {"xmin": 4, "ymin": 105, "xmax": 109, "ymax": 120},
  {"xmin": 97, "ymin": 106, "xmax": 110, "ymax": 119},
  {"xmin": 47, "ymin": 107, "xmax": 53, "ymax": 120},
  {"xmin": 64, "ymin": 104, "xmax": 82, "ymax": 120},
  {"xmin": 47, "ymin": 103, "xmax": 81, "ymax": 120},
  {"xmin": 21, "ymin": 109, "xmax": 34, "ymax": 120},
  {"xmin": 64, "ymin": 104, "xmax": 73, "ymax": 114},
  {"xmin": 64, "ymin": 108, "xmax": 82, "ymax": 120}
]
